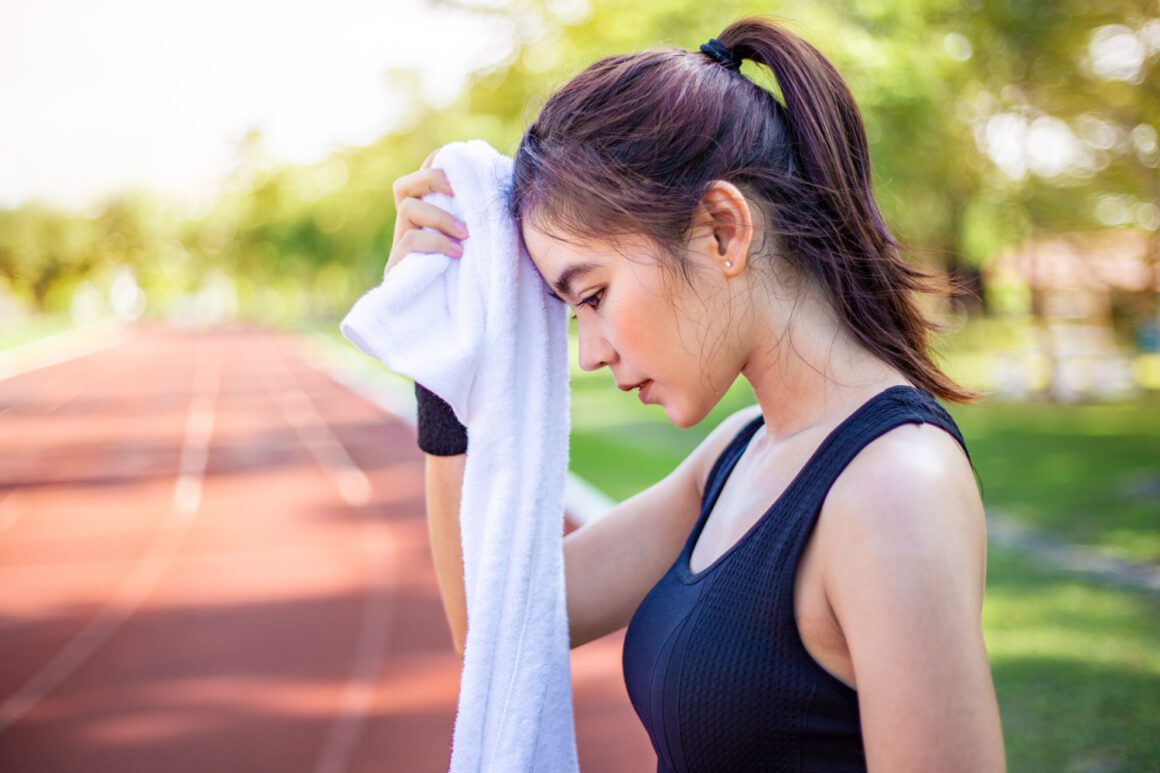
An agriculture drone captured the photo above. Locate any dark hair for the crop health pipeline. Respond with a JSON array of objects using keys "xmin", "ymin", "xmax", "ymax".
[{"xmin": 510, "ymin": 15, "xmax": 981, "ymax": 403}]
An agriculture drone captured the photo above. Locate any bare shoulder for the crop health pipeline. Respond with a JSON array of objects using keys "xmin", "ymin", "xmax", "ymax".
[
  {"xmin": 820, "ymin": 420, "xmax": 987, "ymax": 609},
  {"xmin": 815, "ymin": 421, "xmax": 1004, "ymax": 770},
  {"xmin": 830, "ymin": 419, "xmax": 981, "ymax": 520}
]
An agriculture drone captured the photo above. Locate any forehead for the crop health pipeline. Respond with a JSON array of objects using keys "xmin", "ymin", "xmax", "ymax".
[
  {"xmin": 522, "ymin": 222, "xmax": 599, "ymax": 268},
  {"xmin": 521, "ymin": 223, "xmax": 607, "ymax": 301}
]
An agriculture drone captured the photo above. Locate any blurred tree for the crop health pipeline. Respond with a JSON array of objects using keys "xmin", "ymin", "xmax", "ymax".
[
  {"xmin": 2, "ymin": 0, "xmax": 1154, "ymax": 334},
  {"xmin": 954, "ymin": 0, "xmax": 1159, "ymax": 395},
  {"xmin": 0, "ymin": 204, "xmax": 97, "ymax": 311}
]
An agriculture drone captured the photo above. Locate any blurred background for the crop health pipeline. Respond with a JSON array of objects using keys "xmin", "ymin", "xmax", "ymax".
[{"xmin": 1, "ymin": 0, "xmax": 1157, "ymax": 771}]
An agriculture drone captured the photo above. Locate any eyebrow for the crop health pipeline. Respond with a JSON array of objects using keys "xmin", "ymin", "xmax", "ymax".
[{"xmin": 546, "ymin": 261, "xmax": 601, "ymax": 302}]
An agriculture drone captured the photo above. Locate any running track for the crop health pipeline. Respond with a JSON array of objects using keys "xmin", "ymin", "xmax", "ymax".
[{"xmin": 0, "ymin": 325, "xmax": 655, "ymax": 772}]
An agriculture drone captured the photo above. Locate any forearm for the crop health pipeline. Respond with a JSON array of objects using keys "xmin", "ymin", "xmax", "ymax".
[{"xmin": 424, "ymin": 452, "xmax": 468, "ymax": 657}]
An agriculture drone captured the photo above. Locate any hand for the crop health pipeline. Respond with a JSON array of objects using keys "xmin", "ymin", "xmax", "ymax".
[{"xmin": 384, "ymin": 147, "xmax": 471, "ymax": 279}]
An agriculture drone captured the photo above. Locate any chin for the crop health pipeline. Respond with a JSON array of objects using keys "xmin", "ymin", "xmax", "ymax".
[
  {"xmin": 664, "ymin": 395, "xmax": 717, "ymax": 429},
  {"xmin": 661, "ymin": 400, "xmax": 697, "ymax": 429}
]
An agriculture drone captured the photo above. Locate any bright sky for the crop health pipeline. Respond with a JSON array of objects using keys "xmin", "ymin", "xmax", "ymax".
[{"xmin": 0, "ymin": 0, "xmax": 515, "ymax": 213}]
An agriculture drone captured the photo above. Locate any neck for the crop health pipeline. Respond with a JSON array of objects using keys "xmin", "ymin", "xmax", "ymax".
[{"xmin": 740, "ymin": 279, "xmax": 911, "ymax": 444}]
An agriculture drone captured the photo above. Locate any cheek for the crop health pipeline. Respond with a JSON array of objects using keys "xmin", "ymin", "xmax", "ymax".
[{"xmin": 609, "ymin": 289, "xmax": 686, "ymax": 368}]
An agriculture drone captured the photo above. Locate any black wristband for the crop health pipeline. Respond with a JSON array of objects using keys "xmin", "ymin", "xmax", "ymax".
[{"xmin": 414, "ymin": 381, "xmax": 468, "ymax": 456}]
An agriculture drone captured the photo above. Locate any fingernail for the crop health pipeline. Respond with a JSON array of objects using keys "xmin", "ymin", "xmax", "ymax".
[{"xmin": 456, "ymin": 222, "xmax": 469, "ymax": 238}]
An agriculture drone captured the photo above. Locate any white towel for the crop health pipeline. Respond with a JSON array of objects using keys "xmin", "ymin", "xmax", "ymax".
[{"xmin": 339, "ymin": 139, "xmax": 579, "ymax": 772}]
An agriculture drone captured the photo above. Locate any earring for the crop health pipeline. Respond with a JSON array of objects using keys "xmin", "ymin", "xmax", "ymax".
[{"xmin": 724, "ymin": 260, "xmax": 733, "ymax": 268}]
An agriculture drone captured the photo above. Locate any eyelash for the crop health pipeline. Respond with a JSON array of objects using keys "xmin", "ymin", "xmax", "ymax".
[{"xmin": 570, "ymin": 290, "xmax": 603, "ymax": 320}]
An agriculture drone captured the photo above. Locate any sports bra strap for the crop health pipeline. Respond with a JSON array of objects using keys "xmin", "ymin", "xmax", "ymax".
[{"xmin": 701, "ymin": 387, "xmax": 971, "ymax": 516}]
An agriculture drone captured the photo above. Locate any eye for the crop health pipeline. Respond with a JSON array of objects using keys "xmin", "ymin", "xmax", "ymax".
[{"xmin": 570, "ymin": 290, "xmax": 603, "ymax": 320}]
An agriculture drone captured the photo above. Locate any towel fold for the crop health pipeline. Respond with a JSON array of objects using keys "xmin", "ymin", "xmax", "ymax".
[{"xmin": 340, "ymin": 139, "xmax": 579, "ymax": 772}]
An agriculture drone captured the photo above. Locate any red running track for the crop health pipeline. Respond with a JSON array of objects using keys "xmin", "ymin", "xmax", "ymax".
[{"xmin": 0, "ymin": 325, "xmax": 656, "ymax": 772}]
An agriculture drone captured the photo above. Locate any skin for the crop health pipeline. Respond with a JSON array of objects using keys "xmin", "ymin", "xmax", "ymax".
[
  {"xmin": 389, "ymin": 152, "xmax": 1007, "ymax": 771},
  {"xmin": 525, "ymin": 182, "xmax": 1005, "ymax": 771},
  {"xmin": 520, "ymin": 186, "xmax": 911, "ymax": 436}
]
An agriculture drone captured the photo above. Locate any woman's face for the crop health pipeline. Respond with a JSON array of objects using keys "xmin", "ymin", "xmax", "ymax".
[{"xmin": 522, "ymin": 222, "xmax": 747, "ymax": 428}]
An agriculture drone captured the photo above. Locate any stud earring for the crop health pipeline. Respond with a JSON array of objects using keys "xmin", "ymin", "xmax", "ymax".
[{"xmin": 724, "ymin": 260, "xmax": 733, "ymax": 269}]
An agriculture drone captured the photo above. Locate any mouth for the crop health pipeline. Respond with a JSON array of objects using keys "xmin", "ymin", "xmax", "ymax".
[
  {"xmin": 617, "ymin": 379, "xmax": 649, "ymax": 392},
  {"xmin": 638, "ymin": 379, "xmax": 654, "ymax": 403}
]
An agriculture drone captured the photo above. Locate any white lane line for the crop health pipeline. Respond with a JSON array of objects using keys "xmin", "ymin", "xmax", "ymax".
[
  {"xmin": 0, "ymin": 378, "xmax": 88, "ymax": 445},
  {"xmin": 0, "ymin": 323, "xmax": 127, "ymax": 383},
  {"xmin": 173, "ymin": 355, "xmax": 221, "ymax": 514},
  {"xmin": 312, "ymin": 528, "xmax": 395, "ymax": 773},
  {"xmin": 0, "ymin": 345, "xmax": 223, "ymax": 734},
  {"xmin": 0, "ymin": 355, "xmax": 75, "ymax": 418},
  {"xmin": 0, "ymin": 361, "xmax": 105, "ymax": 539},
  {"xmin": 251, "ymin": 341, "xmax": 393, "ymax": 773},
  {"xmin": 255, "ymin": 350, "xmax": 372, "ymax": 507},
  {"xmin": 293, "ymin": 333, "xmax": 618, "ymax": 527}
]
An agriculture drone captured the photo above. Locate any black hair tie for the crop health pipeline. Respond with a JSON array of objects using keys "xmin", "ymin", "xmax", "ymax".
[{"xmin": 699, "ymin": 38, "xmax": 742, "ymax": 72}]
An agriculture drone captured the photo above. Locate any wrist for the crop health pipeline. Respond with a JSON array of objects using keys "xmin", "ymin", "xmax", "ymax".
[{"xmin": 414, "ymin": 381, "xmax": 468, "ymax": 456}]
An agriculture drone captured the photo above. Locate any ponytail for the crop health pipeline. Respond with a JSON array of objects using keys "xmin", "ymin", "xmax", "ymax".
[
  {"xmin": 722, "ymin": 17, "xmax": 981, "ymax": 403},
  {"xmin": 512, "ymin": 15, "xmax": 983, "ymax": 403}
]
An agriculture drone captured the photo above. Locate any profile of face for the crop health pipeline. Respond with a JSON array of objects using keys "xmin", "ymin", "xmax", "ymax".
[{"xmin": 521, "ymin": 186, "xmax": 757, "ymax": 429}]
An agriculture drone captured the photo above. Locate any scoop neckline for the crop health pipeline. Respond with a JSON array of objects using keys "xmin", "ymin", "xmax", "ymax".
[{"xmin": 677, "ymin": 384, "xmax": 926, "ymax": 584}]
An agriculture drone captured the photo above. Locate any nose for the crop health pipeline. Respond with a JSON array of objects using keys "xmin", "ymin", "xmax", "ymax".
[{"xmin": 576, "ymin": 318, "xmax": 615, "ymax": 372}]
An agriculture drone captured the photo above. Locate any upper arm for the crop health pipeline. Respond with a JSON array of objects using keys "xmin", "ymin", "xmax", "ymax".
[
  {"xmin": 821, "ymin": 425, "xmax": 1004, "ymax": 771},
  {"xmin": 563, "ymin": 404, "xmax": 762, "ymax": 649}
]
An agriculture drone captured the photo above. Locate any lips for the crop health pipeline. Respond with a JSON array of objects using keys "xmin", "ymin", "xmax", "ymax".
[
  {"xmin": 638, "ymin": 380, "xmax": 653, "ymax": 403},
  {"xmin": 617, "ymin": 379, "xmax": 647, "ymax": 392},
  {"xmin": 615, "ymin": 378, "xmax": 655, "ymax": 402}
]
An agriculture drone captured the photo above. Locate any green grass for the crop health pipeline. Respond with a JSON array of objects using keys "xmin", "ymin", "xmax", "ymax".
[
  {"xmin": 0, "ymin": 314, "xmax": 75, "ymax": 351},
  {"xmin": 569, "ymin": 342, "xmax": 1160, "ymax": 563},
  {"xmin": 297, "ymin": 323, "xmax": 1159, "ymax": 769},
  {"xmin": 567, "ymin": 369, "xmax": 744, "ymax": 499},
  {"xmin": 563, "ymin": 368, "xmax": 1160, "ymax": 772},
  {"xmin": 983, "ymin": 543, "xmax": 1160, "ymax": 771},
  {"xmin": 303, "ymin": 316, "xmax": 1158, "ymax": 561},
  {"xmin": 944, "ymin": 398, "xmax": 1160, "ymax": 564}
]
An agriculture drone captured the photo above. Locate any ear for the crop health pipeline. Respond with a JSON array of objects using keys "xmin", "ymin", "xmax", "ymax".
[{"xmin": 692, "ymin": 180, "xmax": 754, "ymax": 277}]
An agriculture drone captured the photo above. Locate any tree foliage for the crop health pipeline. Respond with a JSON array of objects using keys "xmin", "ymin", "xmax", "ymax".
[{"xmin": 1, "ymin": 0, "xmax": 1154, "ymax": 322}]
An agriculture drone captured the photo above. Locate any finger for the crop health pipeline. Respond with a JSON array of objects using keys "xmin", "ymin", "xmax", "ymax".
[
  {"xmin": 420, "ymin": 147, "xmax": 441, "ymax": 170},
  {"xmin": 385, "ymin": 228, "xmax": 463, "ymax": 279},
  {"xmin": 398, "ymin": 197, "xmax": 469, "ymax": 240},
  {"xmin": 392, "ymin": 167, "xmax": 454, "ymax": 204},
  {"xmin": 398, "ymin": 227, "xmax": 464, "ymax": 259}
]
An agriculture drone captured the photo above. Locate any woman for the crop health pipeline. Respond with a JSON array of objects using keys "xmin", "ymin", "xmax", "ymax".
[{"xmin": 388, "ymin": 15, "xmax": 1006, "ymax": 772}]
